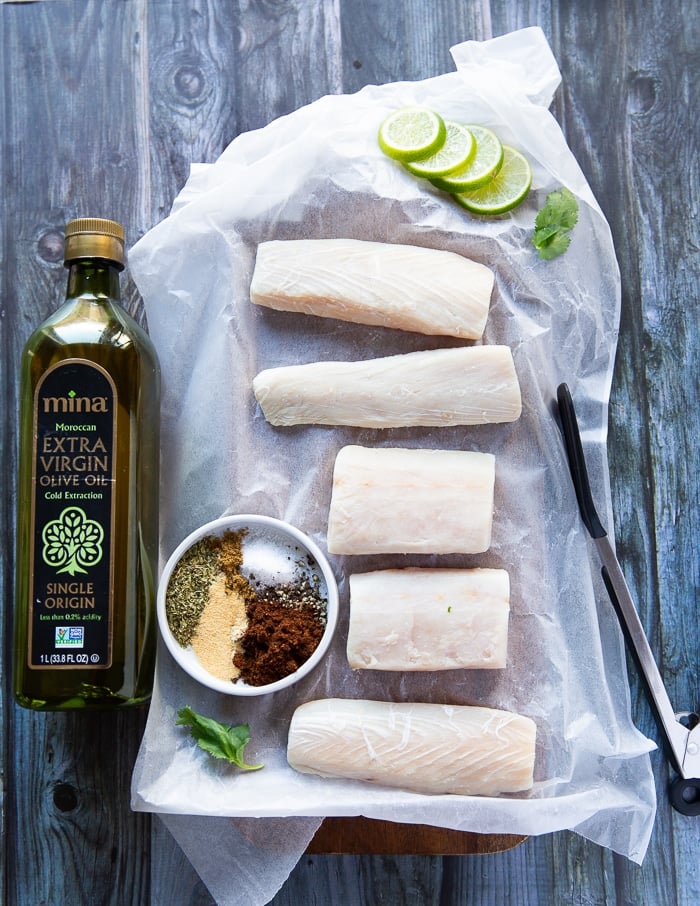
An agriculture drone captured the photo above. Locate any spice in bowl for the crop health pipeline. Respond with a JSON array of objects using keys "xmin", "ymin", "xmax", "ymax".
[
  {"xmin": 161, "ymin": 518, "xmax": 336, "ymax": 691},
  {"xmin": 234, "ymin": 569, "xmax": 327, "ymax": 686}
]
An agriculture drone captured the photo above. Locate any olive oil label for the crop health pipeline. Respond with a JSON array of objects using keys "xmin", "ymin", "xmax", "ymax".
[{"xmin": 27, "ymin": 359, "xmax": 116, "ymax": 669}]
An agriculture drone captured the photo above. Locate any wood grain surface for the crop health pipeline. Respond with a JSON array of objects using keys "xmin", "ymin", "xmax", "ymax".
[
  {"xmin": 307, "ymin": 818, "xmax": 527, "ymax": 856},
  {"xmin": 1, "ymin": 1, "xmax": 698, "ymax": 904}
]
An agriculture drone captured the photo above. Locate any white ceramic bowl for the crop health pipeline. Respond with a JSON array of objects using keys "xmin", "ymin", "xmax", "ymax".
[{"xmin": 157, "ymin": 514, "xmax": 339, "ymax": 696}]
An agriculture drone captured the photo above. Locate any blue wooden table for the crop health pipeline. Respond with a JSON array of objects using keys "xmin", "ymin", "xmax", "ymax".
[{"xmin": 1, "ymin": 2, "xmax": 698, "ymax": 903}]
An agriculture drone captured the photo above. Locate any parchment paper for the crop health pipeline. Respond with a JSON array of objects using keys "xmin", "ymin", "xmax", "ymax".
[{"xmin": 129, "ymin": 27, "xmax": 656, "ymax": 905}]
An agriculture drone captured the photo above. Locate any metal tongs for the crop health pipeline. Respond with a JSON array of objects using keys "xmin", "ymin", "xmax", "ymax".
[{"xmin": 556, "ymin": 383, "xmax": 700, "ymax": 816}]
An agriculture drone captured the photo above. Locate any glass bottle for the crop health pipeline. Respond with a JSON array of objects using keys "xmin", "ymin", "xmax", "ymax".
[{"xmin": 14, "ymin": 217, "xmax": 160, "ymax": 709}]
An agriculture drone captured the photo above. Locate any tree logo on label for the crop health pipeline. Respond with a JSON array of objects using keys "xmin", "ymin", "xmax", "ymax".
[{"xmin": 42, "ymin": 506, "xmax": 104, "ymax": 576}]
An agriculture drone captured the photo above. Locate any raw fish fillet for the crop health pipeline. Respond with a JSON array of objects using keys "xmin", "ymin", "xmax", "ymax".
[
  {"xmin": 253, "ymin": 345, "xmax": 521, "ymax": 428},
  {"xmin": 347, "ymin": 568, "xmax": 510, "ymax": 670},
  {"xmin": 326, "ymin": 445, "xmax": 495, "ymax": 555},
  {"xmin": 250, "ymin": 238, "xmax": 494, "ymax": 339},
  {"xmin": 287, "ymin": 698, "xmax": 536, "ymax": 796}
]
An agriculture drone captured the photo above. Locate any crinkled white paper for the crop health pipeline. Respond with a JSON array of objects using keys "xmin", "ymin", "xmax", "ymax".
[{"xmin": 130, "ymin": 26, "xmax": 656, "ymax": 906}]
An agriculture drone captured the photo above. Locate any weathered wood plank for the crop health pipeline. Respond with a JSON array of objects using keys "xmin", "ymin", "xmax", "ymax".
[
  {"xmin": 232, "ymin": 0, "xmax": 343, "ymax": 132},
  {"xmin": 604, "ymin": 2, "xmax": 700, "ymax": 903},
  {"xmin": 144, "ymin": 0, "xmax": 343, "ymax": 223},
  {"xmin": 6, "ymin": 711, "xmax": 152, "ymax": 905},
  {"xmin": 144, "ymin": 0, "xmax": 241, "ymax": 221},
  {"xmin": 341, "ymin": 0, "xmax": 490, "ymax": 91}
]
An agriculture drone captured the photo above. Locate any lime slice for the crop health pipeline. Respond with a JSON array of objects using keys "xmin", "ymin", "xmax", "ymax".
[
  {"xmin": 453, "ymin": 145, "xmax": 533, "ymax": 215},
  {"xmin": 430, "ymin": 125, "xmax": 504, "ymax": 192},
  {"xmin": 378, "ymin": 107, "xmax": 447, "ymax": 162},
  {"xmin": 403, "ymin": 121, "xmax": 476, "ymax": 178}
]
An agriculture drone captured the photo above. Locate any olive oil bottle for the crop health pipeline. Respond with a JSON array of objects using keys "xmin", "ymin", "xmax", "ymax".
[{"xmin": 14, "ymin": 218, "xmax": 160, "ymax": 710}]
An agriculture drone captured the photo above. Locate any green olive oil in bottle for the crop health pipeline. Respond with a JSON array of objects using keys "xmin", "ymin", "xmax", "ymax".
[{"xmin": 14, "ymin": 218, "xmax": 160, "ymax": 710}]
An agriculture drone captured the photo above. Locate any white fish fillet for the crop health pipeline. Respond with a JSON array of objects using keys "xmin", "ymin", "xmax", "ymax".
[
  {"xmin": 250, "ymin": 238, "xmax": 494, "ymax": 339},
  {"xmin": 326, "ymin": 445, "xmax": 495, "ymax": 555},
  {"xmin": 347, "ymin": 568, "xmax": 510, "ymax": 670},
  {"xmin": 287, "ymin": 698, "xmax": 536, "ymax": 796},
  {"xmin": 252, "ymin": 345, "xmax": 521, "ymax": 428}
]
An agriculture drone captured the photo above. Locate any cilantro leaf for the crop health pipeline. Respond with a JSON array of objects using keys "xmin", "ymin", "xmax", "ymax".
[
  {"xmin": 532, "ymin": 225, "xmax": 560, "ymax": 246},
  {"xmin": 534, "ymin": 187, "xmax": 579, "ymax": 231},
  {"xmin": 532, "ymin": 187, "xmax": 579, "ymax": 260},
  {"xmin": 176, "ymin": 706, "xmax": 264, "ymax": 770},
  {"xmin": 534, "ymin": 231, "xmax": 571, "ymax": 260}
]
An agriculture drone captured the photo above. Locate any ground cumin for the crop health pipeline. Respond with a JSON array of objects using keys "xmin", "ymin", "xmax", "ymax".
[
  {"xmin": 216, "ymin": 530, "xmax": 247, "ymax": 589},
  {"xmin": 234, "ymin": 591, "xmax": 325, "ymax": 686}
]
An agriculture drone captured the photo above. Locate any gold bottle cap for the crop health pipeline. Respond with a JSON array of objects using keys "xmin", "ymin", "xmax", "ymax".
[{"xmin": 64, "ymin": 217, "xmax": 126, "ymax": 270}]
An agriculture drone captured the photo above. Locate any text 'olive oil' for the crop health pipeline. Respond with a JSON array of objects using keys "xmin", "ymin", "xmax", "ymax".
[{"xmin": 14, "ymin": 218, "xmax": 160, "ymax": 710}]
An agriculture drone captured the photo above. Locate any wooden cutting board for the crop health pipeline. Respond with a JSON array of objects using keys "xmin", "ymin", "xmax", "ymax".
[{"xmin": 308, "ymin": 817, "xmax": 527, "ymax": 854}]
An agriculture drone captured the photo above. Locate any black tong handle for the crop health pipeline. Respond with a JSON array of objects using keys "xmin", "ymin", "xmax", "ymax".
[
  {"xmin": 556, "ymin": 383, "xmax": 606, "ymax": 539},
  {"xmin": 556, "ymin": 382, "xmax": 700, "ymax": 816}
]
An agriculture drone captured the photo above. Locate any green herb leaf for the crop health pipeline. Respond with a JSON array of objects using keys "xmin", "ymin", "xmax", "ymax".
[
  {"xmin": 534, "ymin": 187, "xmax": 579, "ymax": 231},
  {"xmin": 176, "ymin": 706, "xmax": 264, "ymax": 770},
  {"xmin": 532, "ymin": 187, "xmax": 579, "ymax": 260},
  {"xmin": 534, "ymin": 230, "xmax": 572, "ymax": 260},
  {"xmin": 531, "ymin": 225, "xmax": 560, "ymax": 245}
]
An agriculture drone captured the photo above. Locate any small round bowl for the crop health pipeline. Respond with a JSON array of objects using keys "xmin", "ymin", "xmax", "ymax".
[{"xmin": 157, "ymin": 514, "xmax": 338, "ymax": 696}]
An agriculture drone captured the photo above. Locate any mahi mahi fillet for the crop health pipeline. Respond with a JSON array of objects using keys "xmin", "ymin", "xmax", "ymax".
[
  {"xmin": 326, "ymin": 445, "xmax": 495, "ymax": 555},
  {"xmin": 250, "ymin": 238, "xmax": 494, "ymax": 338},
  {"xmin": 347, "ymin": 568, "xmax": 510, "ymax": 670},
  {"xmin": 287, "ymin": 699, "xmax": 536, "ymax": 796},
  {"xmin": 252, "ymin": 345, "xmax": 521, "ymax": 428}
]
